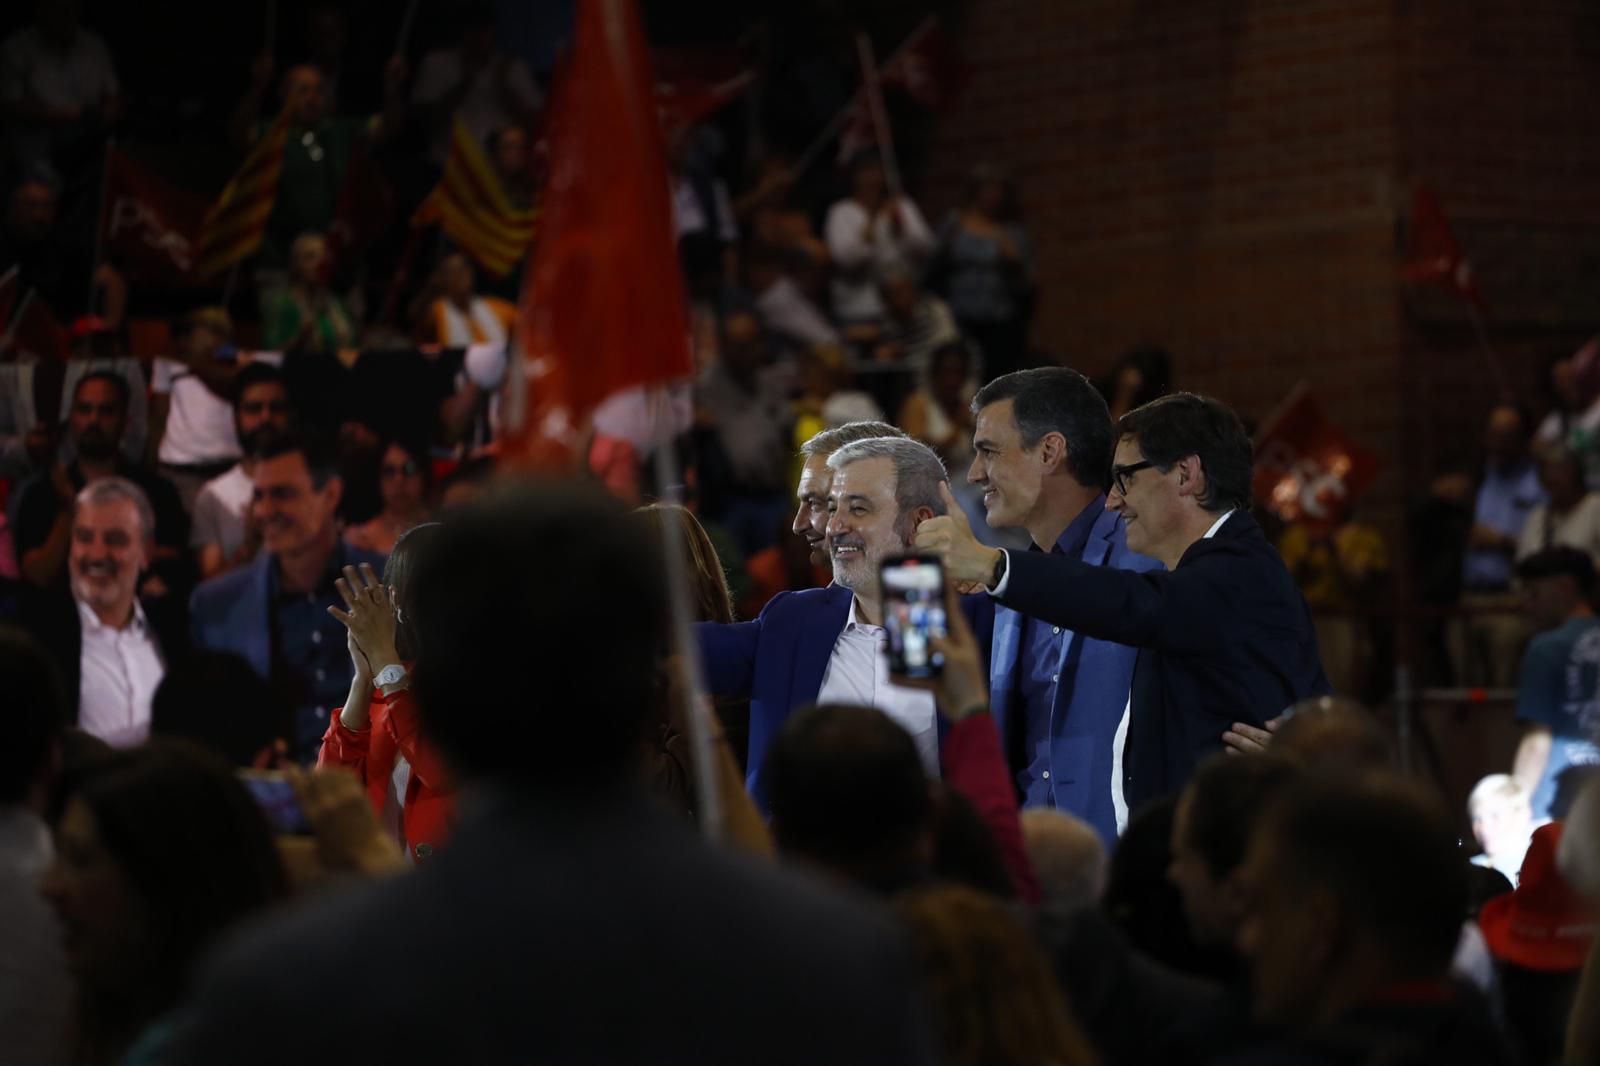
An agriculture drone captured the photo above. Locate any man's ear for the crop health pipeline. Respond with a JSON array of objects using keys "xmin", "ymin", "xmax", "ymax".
[
  {"xmin": 324, "ymin": 474, "xmax": 344, "ymax": 511},
  {"xmin": 1036, "ymin": 431, "xmax": 1069, "ymax": 475},
  {"xmin": 904, "ymin": 505, "xmax": 936, "ymax": 542},
  {"xmin": 1174, "ymin": 455, "xmax": 1207, "ymax": 500}
]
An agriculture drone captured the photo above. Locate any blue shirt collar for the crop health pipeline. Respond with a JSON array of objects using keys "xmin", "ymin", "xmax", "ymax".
[{"xmin": 1035, "ymin": 494, "xmax": 1106, "ymax": 560}]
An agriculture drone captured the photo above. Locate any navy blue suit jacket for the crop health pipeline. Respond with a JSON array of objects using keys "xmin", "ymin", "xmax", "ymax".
[
  {"xmin": 697, "ymin": 584, "xmax": 991, "ymax": 810},
  {"xmin": 980, "ymin": 509, "xmax": 1162, "ymax": 844},
  {"xmin": 996, "ymin": 510, "xmax": 1329, "ymax": 810}
]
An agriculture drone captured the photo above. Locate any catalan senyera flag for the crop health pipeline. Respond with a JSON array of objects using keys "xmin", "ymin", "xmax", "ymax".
[
  {"xmin": 194, "ymin": 106, "xmax": 292, "ymax": 278},
  {"xmin": 413, "ymin": 116, "xmax": 538, "ymax": 278}
]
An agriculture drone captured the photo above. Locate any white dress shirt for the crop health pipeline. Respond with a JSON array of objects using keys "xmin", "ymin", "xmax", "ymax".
[
  {"xmin": 815, "ymin": 597, "xmax": 940, "ymax": 774},
  {"xmin": 77, "ymin": 600, "xmax": 165, "ymax": 748}
]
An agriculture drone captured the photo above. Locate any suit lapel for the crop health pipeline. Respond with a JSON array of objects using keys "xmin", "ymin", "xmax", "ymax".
[
  {"xmin": 1052, "ymin": 511, "xmax": 1118, "ymax": 689},
  {"xmin": 247, "ymin": 556, "xmax": 274, "ymax": 677}
]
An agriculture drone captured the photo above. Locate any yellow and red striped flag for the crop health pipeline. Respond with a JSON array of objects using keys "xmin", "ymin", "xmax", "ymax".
[
  {"xmin": 194, "ymin": 106, "xmax": 292, "ymax": 278},
  {"xmin": 413, "ymin": 116, "xmax": 539, "ymax": 278}
]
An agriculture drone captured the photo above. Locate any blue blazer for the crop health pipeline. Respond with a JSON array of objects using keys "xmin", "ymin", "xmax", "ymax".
[
  {"xmin": 189, "ymin": 545, "xmax": 387, "ymax": 677},
  {"xmin": 697, "ymin": 583, "xmax": 992, "ymax": 810},
  {"xmin": 997, "ymin": 510, "xmax": 1330, "ymax": 812},
  {"xmin": 984, "ymin": 509, "xmax": 1161, "ymax": 844}
]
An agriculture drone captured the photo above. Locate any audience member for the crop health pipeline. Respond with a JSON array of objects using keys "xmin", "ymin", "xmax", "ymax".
[
  {"xmin": 0, "ymin": 626, "xmax": 71, "ymax": 1066},
  {"xmin": 920, "ymin": 391, "xmax": 1329, "ymax": 812},
  {"xmin": 344, "ymin": 438, "xmax": 431, "ymax": 555},
  {"xmin": 931, "ymin": 165, "xmax": 1034, "ymax": 379},
  {"xmin": 1019, "ymin": 808, "xmax": 1107, "ymax": 910},
  {"xmin": 1517, "ymin": 444, "xmax": 1600, "ymax": 562},
  {"xmin": 414, "ymin": 252, "xmax": 514, "ymax": 346},
  {"xmin": 792, "ymin": 343, "xmax": 886, "ymax": 448},
  {"xmin": 896, "ymin": 886, "xmax": 1096, "ymax": 1066},
  {"xmin": 748, "ymin": 240, "xmax": 840, "ymax": 350},
  {"xmin": 696, "ymin": 307, "xmax": 793, "ymax": 555},
  {"xmin": 0, "ymin": 166, "xmax": 94, "ymax": 321},
  {"xmin": 0, "ymin": 0, "xmax": 119, "ymax": 175},
  {"xmin": 698, "ymin": 436, "xmax": 950, "ymax": 805},
  {"xmin": 1276, "ymin": 513, "xmax": 1390, "ymax": 699},
  {"xmin": 790, "ymin": 420, "xmax": 908, "ymax": 568},
  {"xmin": 1536, "ymin": 339, "xmax": 1600, "ymax": 493},
  {"xmin": 1230, "ymin": 774, "xmax": 1513, "ymax": 1065},
  {"xmin": 1469, "ymin": 773, "xmax": 1535, "ymax": 886},
  {"xmin": 189, "ymin": 429, "xmax": 385, "ymax": 763},
  {"xmin": 669, "ymin": 124, "xmax": 738, "ymax": 278},
  {"xmin": 1512, "ymin": 547, "xmax": 1600, "ymax": 822},
  {"xmin": 28, "ymin": 478, "xmax": 185, "ymax": 747},
  {"xmin": 262, "ymin": 232, "xmax": 357, "ymax": 353},
  {"xmin": 824, "ymin": 154, "xmax": 934, "ymax": 329},
  {"xmin": 875, "ymin": 264, "xmax": 962, "ymax": 374},
  {"xmin": 149, "ymin": 308, "xmax": 246, "ymax": 508},
  {"xmin": 1096, "ymin": 346, "xmax": 1173, "ymax": 422},
  {"xmin": 1479, "ymin": 821, "xmax": 1595, "ymax": 1066},
  {"xmin": 151, "ymin": 650, "xmax": 287, "ymax": 767},
  {"xmin": 411, "ymin": 2, "xmax": 541, "ymax": 168},
  {"xmin": 487, "ymin": 124, "xmax": 535, "ymax": 209},
  {"xmin": 233, "ymin": 60, "xmax": 405, "ymax": 273},
  {"xmin": 898, "ymin": 343, "xmax": 976, "ymax": 468},
  {"xmin": 11, "ymin": 370, "xmax": 189, "ymax": 594},
  {"xmin": 1458, "ymin": 402, "xmax": 1543, "ymax": 687},
  {"xmin": 736, "ymin": 155, "xmax": 830, "ymax": 299},
  {"xmin": 42, "ymin": 741, "xmax": 286, "ymax": 1066},
  {"xmin": 1225, "ymin": 694, "xmax": 1394, "ymax": 771},
  {"xmin": 191, "ymin": 362, "xmax": 292, "ymax": 580},
  {"xmin": 169, "ymin": 480, "xmax": 934, "ymax": 1066},
  {"xmin": 322, "ymin": 526, "xmax": 454, "ymax": 861},
  {"xmin": 742, "ymin": 523, "xmax": 831, "ymax": 621}
]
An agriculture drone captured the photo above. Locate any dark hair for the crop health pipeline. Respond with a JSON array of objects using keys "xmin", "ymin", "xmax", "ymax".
[
  {"xmin": 960, "ymin": 163, "xmax": 1019, "ymax": 219},
  {"xmin": 384, "ymin": 522, "xmax": 444, "ymax": 660},
  {"xmin": 381, "ymin": 436, "xmax": 434, "ymax": 490},
  {"xmin": 1273, "ymin": 696, "xmax": 1393, "ymax": 770},
  {"xmin": 931, "ymin": 785, "xmax": 1015, "ymax": 900},
  {"xmin": 0, "ymin": 626, "xmax": 64, "ymax": 804},
  {"xmin": 57, "ymin": 742, "xmax": 285, "ymax": 1037},
  {"xmin": 438, "ymin": 454, "xmax": 496, "ymax": 498},
  {"xmin": 1181, "ymin": 754, "xmax": 1301, "ymax": 879},
  {"xmin": 1258, "ymin": 774, "xmax": 1468, "ymax": 974},
  {"xmin": 1517, "ymin": 545, "xmax": 1597, "ymax": 590},
  {"xmin": 233, "ymin": 361, "xmax": 286, "ymax": 411},
  {"xmin": 253, "ymin": 427, "xmax": 339, "ymax": 488},
  {"xmin": 151, "ymin": 652, "xmax": 285, "ymax": 767},
  {"xmin": 74, "ymin": 369, "xmax": 132, "ymax": 414},
  {"xmin": 1117, "ymin": 392, "xmax": 1253, "ymax": 514},
  {"xmin": 972, "ymin": 368, "xmax": 1114, "ymax": 490},
  {"xmin": 766, "ymin": 704, "xmax": 932, "ymax": 888},
  {"xmin": 408, "ymin": 482, "xmax": 667, "ymax": 787}
]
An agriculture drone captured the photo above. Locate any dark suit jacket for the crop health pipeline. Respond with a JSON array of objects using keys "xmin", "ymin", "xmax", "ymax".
[
  {"xmin": 998, "ymin": 510, "xmax": 1329, "ymax": 809},
  {"xmin": 169, "ymin": 789, "xmax": 934, "ymax": 1066},
  {"xmin": 25, "ymin": 585, "xmax": 188, "ymax": 726}
]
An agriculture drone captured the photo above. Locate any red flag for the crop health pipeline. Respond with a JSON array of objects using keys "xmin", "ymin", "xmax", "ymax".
[
  {"xmin": 1401, "ymin": 182, "xmax": 1484, "ymax": 309},
  {"xmin": 655, "ymin": 71, "xmax": 753, "ymax": 139},
  {"xmin": 323, "ymin": 145, "xmax": 394, "ymax": 283},
  {"xmin": 1253, "ymin": 385, "xmax": 1382, "ymax": 529},
  {"xmin": 3, "ymin": 290, "xmax": 70, "ymax": 362},
  {"xmin": 500, "ymin": 0, "xmax": 692, "ymax": 467},
  {"xmin": 101, "ymin": 147, "xmax": 209, "ymax": 286},
  {"xmin": 878, "ymin": 18, "xmax": 958, "ymax": 108}
]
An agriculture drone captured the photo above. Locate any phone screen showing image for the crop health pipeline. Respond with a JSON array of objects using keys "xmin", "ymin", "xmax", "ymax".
[
  {"xmin": 882, "ymin": 554, "xmax": 947, "ymax": 679},
  {"xmin": 238, "ymin": 771, "xmax": 312, "ymax": 836}
]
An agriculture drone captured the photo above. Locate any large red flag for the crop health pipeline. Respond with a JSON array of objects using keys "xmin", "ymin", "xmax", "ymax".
[
  {"xmin": 1253, "ymin": 384, "xmax": 1382, "ymax": 529},
  {"xmin": 1401, "ymin": 182, "xmax": 1485, "ymax": 309},
  {"xmin": 500, "ymin": 0, "xmax": 692, "ymax": 467},
  {"xmin": 101, "ymin": 147, "xmax": 209, "ymax": 287}
]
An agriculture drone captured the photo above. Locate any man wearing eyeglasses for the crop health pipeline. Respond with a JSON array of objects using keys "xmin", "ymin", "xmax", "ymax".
[
  {"xmin": 191, "ymin": 362, "xmax": 293, "ymax": 579},
  {"xmin": 919, "ymin": 391, "xmax": 1328, "ymax": 825}
]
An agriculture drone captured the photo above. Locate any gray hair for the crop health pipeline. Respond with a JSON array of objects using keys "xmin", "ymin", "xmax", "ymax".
[
  {"xmin": 826, "ymin": 436, "xmax": 948, "ymax": 522},
  {"xmin": 799, "ymin": 420, "xmax": 908, "ymax": 459},
  {"xmin": 74, "ymin": 477, "xmax": 155, "ymax": 540},
  {"xmin": 1020, "ymin": 808, "xmax": 1107, "ymax": 909}
]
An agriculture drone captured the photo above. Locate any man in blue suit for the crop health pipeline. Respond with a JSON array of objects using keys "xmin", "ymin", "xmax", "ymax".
[
  {"xmin": 921, "ymin": 392, "xmax": 1329, "ymax": 819},
  {"xmin": 698, "ymin": 434, "xmax": 952, "ymax": 809},
  {"xmin": 189, "ymin": 429, "xmax": 385, "ymax": 762},
  {"xmin": 942, "ymin": 368, "xmax": 1159, "ymax": 844}
]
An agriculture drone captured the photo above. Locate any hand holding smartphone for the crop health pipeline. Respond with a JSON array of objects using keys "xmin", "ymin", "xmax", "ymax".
[
  {"xmin": 238, "ymin": 770, "xmax": 312, "ymax": 836},
  {"xmin": 881, "ymin": 554, "xmax": 948, "ymax": 679}
]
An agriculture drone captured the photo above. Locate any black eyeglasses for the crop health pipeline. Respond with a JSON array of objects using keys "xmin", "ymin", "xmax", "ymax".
[{"xmin": 1111, "ymin": 459, "xmax": 1155, "ymax": 496}]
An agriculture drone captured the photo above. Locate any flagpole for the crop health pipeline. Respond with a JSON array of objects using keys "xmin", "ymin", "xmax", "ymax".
[
  {"xmin": 1465, "ymin": 303, "xmax": 1508, "ymax": 398},
  {"xmin": 0, "ymin": 288, "xmax": 34, "ymax": 351},
  {"xmin": 793, "ymin": 19, "xmax": 933, "ymax": 180},
  {"xmin": 649, "ymin": 384, "xmax": 725, "ymax": 842},
  {"xmin": 855, "ymin": 32, "xmax": 902, "ymax": 197},
  {"xmin": 221, "ymin": 259, "xmax": 242, "ymax": 311},
  {"xmin": 88, "ymin": 138, "xmax": 114, "ymax": 316}
]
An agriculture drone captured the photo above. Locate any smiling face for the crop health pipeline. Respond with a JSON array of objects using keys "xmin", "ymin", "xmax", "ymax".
[
  {"xmin": 252, "ymin": 451, "xmax": 341, "ymax": 559},
  {"xmin": 69, "ymin": 496, "xmax": 147, "ymax": 623},
  {"xmin": 39, "ymin": 799, "xmax": 148, "ymax": 990},
  {"xmin": 793, "ymin": 454, "xmax": 833, "ymax": 567},
  {"xmin": 826, "ymin": 456, "xmax": 910, "ymax": 593},
  {"xmin": 1107, "ymin": 435, "xmax": 1180, "ymax": 561},
  {"xmin": 969, "ymin": 398, "xmax": 1045, "ymax": 531}
]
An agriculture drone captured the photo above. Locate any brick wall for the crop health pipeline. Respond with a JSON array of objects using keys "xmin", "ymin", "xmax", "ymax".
[{"xmin": 925, "ymin": 0, "xmax": 1600, "ymax": 541}]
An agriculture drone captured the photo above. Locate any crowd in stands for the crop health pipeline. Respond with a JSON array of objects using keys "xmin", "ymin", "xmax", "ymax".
[{"xmin": 2, "ymin": 3, "xmax": 1600, "ymax": 1065}]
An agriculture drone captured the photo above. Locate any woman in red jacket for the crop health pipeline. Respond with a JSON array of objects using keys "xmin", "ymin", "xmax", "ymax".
[{"xmin": 320, "ymin": 523, "xmax": 453, "ymax": 862}]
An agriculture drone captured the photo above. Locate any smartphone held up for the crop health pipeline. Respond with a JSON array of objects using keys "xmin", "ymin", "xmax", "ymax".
[{"xmin": 881, "ymin": 553, "xmax": 947, "ymax": 679}]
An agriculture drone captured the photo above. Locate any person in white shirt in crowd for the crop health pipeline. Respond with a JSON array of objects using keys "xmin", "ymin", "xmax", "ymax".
[
  {"xmin": 1536, "ymin": 338, "xmax": 1600, "ymax": 494},
  {"xmin": 411, "ymin": 2, "xmax": 541, "ymax": 170},
  {"xmin": 824, "ymin": 154, "xmax": 934, "ymax": 330},
  {"xmin": 415, "ymin": 252, "xmax": 514, "ymax": 348},
  {"xmin": 1516, "ymin": 445, "xmax": 1600, "ymax": 564},
  {"xmin": 0, "ymin": 0, "xmax": 120, "ymax": 173},
  {"xmin": 31, "ymin": 479, "xmax": 182, "ymax": 748},
  {"xmin": 191, "ymin": 363, "xmax": 292, "ymax": 580},
  {"xmin": 150, "ymin": 308, "xmax": 247, "ymax": 511}
]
